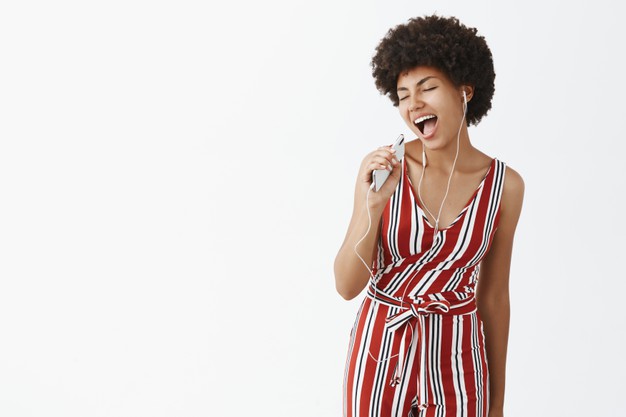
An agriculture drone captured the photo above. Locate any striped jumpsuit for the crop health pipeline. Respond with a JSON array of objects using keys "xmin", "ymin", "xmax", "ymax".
[{"xmin": 344, "ymin": 156, "xmax": 507, "ymax": 417}]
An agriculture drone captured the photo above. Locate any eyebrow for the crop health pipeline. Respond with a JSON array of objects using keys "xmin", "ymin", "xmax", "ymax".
[{"xmin": 397, "ymin": 76, "xmax": 437, "ymax": 91}]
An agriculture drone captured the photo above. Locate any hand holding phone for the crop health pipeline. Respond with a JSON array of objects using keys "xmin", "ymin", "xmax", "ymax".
[{"xmin": 371, "ymin": 134, "xmax": 405, "ymax": 192}]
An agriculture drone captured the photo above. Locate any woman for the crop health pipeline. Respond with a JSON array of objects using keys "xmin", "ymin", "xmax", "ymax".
[{"xmin": 334, "ymin": 15, "xmax": 524, "ymax": 417}]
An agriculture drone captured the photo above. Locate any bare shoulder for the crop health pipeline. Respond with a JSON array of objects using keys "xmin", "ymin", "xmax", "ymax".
[
  {"xmin": 502, "ymin": 164, "xmax": 525, "ymax": 206},
  {"xmin": 500, "ymin": 164, "xmax": 525, "ymax": 231}
]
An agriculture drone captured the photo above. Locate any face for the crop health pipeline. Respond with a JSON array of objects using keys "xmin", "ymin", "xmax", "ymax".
[{"xmin": 396, "ymin": 66, "xmax": 469, "ymax": 149}]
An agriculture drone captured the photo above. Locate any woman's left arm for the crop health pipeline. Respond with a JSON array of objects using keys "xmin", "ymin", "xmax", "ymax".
[{"xmin": 476, "ymin": 166, "xmax": 525, "ymax": 417}]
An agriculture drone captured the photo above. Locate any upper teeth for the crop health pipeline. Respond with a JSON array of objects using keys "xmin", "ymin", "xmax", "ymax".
[{"xmin": 414, "ymin": 115, "xmax": 436, "ymax": 125}]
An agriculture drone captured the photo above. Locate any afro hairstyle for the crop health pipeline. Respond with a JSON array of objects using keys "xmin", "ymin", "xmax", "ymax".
[{"xmin": 371, "ymin": 15, "xmax": 495, "ymax": 126}]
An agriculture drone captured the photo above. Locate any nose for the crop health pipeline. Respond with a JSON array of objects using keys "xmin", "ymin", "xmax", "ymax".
[{"xmin": 408, "ymin": 95, "xmax": 424, "ymax": 112}]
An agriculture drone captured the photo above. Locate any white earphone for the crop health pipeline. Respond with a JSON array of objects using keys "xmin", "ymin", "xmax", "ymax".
[
  {"xmin": 358, "ymin": 86, "xmax": 469, "ymax": 278},
  {"xmin": 349, "ymin": 85, "xmax": 471, "ymax": 373},
  {"xmin": 421, "ymin": 91, "xmax": 466, "ymax": 182}
]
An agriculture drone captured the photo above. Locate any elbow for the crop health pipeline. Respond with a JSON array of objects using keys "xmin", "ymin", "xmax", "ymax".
[
  {"xmin": 333, "ymin": 252, "xmax": 368, "ymax": 301},
  {"xmin": 335, "ymin": 282, "xmax": 360, "ymax": 301},
  {"xmin": 334, "ymin": 264, "xmax": 362, "ymax": 301}
]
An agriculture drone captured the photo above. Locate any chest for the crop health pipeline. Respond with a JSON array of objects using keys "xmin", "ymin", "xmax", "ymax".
[{"xmin": 404, "ymin": 158, "xmax": 493, "ymax": 231}]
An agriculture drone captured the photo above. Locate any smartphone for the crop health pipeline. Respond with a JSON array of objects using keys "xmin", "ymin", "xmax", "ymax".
[{"xmin": 372, "ymin": 134, "xmax": 405, "ymax": 192}]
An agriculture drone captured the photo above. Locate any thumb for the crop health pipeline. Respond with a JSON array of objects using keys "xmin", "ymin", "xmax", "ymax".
[{"xmin": 390, "ymin": 160, "xmax": 403, "ymax": 179}]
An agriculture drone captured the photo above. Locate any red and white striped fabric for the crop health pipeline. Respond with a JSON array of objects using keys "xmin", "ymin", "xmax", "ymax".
[{"xmin": 344, "ymin": 156, "xmax": 507, "ymax": 417}]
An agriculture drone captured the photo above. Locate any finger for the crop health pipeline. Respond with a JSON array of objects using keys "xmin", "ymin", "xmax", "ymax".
[
  {"xmin": 368, "ymin": 161, "xmax": 389, "ymax": 173},
  {"xmin": 376, "ymin": 150, "xmax": 397, "ymax": 164},
  {"xmin": 377, "ymin": 145, "xmax": 397, "ymax": 154},
  {"xmin": 372, "ymin": 154, "xmax": 399, "ymax": 168},
  {"xmin": 370, "ymin": 161, "xmax": 393, "ymax": 172},
  {"xmin": 371, "ymin": 157, "xmax": 393, "ymax": 170},
  {"xmin": 371, "ymin": 155, "xmax": 389, "ymax": 166},
  {"xmin": 368, "ymin": 148, "xmax": 395, "ymax": 163},
  {"xmin": 390, "ymin": 162, "xmax": 403, "ymax": 177}
]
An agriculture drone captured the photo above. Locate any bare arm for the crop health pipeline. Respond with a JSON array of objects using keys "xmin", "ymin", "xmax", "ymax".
[
  {"xmin": 334, "ymin": 200, "xmax": 384, "ymax": 300},
  {"xmin": 334, "ymin": 147, "xmax": 402, "ymax": 300},
  {"xmin": 476, "ymin": 166, "xmax": 524, "ymax": 415}
]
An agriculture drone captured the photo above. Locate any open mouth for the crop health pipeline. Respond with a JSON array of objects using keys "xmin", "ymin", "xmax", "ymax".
[{"xmin": 413, "ymin": 114, "xmax": 438, "ymax": 136}]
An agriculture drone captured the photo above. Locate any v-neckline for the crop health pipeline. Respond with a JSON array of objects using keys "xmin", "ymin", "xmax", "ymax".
[{"xmin": 403, "ymin": 157, "xmax": 496, "ymax": 232}]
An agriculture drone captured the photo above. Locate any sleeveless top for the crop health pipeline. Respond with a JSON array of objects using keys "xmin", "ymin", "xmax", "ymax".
[
  {"xmin": 343, "ymin": 155, "xmax": 507, "ymax": 416},
  {"xmin": 370, "ymin": 155, "xmax": 507, "ymax": 300}
]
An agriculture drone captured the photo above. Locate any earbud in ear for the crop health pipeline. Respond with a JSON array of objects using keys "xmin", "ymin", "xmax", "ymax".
[{"xmin": 463, "ymin": 90, "xmax": 467, "ymax": 105}]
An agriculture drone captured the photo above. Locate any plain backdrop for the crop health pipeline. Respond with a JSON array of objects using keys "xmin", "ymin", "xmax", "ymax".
[{"xmin": 1, "ymin": 1, "xmax": 625, "ymax": 416}]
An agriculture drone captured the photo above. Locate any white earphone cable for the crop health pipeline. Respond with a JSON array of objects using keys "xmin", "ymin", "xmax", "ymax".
[
  {"xmin": 351, "ymin": 91, "xmax": 468, "ymax": 366},
  {"xmin": 417, "ymin": 92, "xmax": 467, "ymax": 239},
  {"xmin": 353, "ymin": 185, "xmax": 378, "ymax": 283}
]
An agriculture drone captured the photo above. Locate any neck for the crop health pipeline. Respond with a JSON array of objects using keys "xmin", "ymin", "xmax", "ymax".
[{"xmin": 418, "ymin": 126, "xmax": 475, "ymax": 173}]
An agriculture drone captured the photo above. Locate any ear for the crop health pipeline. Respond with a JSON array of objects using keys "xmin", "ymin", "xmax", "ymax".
[{"xmin": 461, "ymin": 85, "xmax": 474, "ymax": 102}]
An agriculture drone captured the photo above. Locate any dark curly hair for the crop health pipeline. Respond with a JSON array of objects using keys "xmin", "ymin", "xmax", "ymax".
[{"xmin": 371, "ymin": 15, "xmax": 495, "ymax": 126}]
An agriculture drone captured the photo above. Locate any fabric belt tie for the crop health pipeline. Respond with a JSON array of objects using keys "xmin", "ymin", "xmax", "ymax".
[{"xmin": 366, "ymin": 284, "xmax": 476, "ymax": 411}]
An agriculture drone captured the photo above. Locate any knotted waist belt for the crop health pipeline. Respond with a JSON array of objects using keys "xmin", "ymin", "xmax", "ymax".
[{"xmin": 365, "ymin": 283, "xmax": 478, "ymax": 411}]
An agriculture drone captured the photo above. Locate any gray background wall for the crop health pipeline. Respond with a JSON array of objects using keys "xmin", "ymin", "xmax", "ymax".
[{"xmin": 1, "ymin": 0, "xmax": 624, "ymax": 416}]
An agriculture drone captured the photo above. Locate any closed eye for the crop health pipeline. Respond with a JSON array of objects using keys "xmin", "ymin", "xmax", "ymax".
[{"xmin": 399, "ymin": 86, "xmax": 436, "ymax": 100}]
